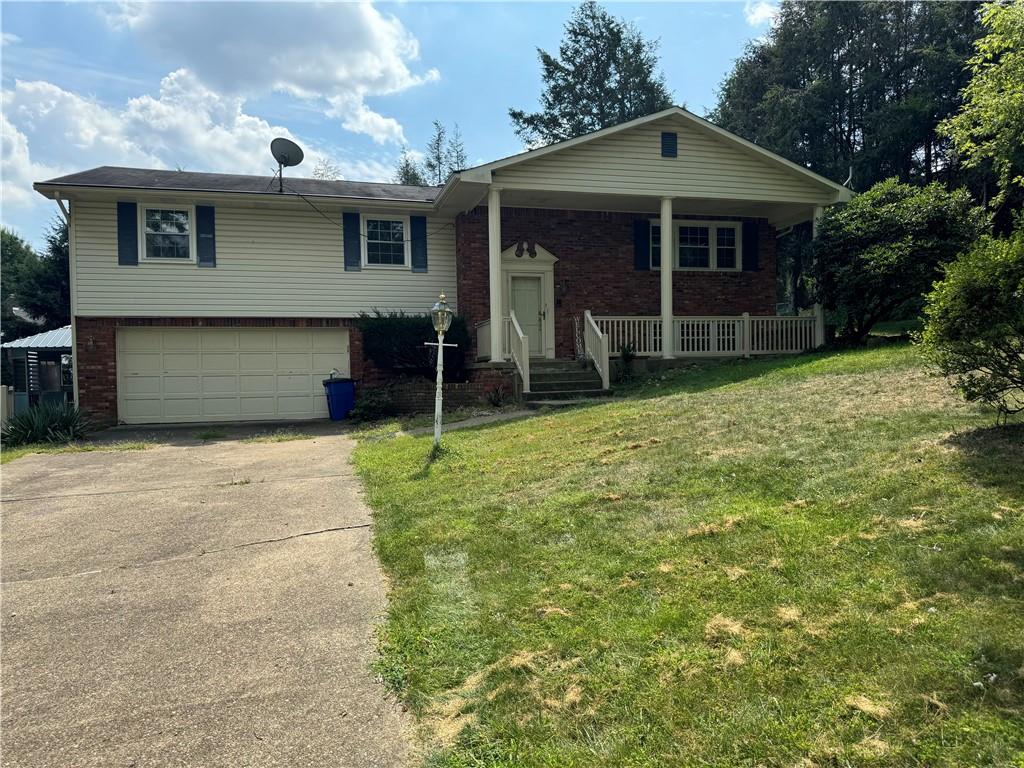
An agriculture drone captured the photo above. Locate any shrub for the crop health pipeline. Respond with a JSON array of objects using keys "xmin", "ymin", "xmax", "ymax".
[
  {"xmin": 616, "ymin": 342, "xmax": 638, "ymax": 383},
  {"xmin": 918, "ymin": 230, "xmax": 1024, "ymax": 420},
  {"xmin": 357, "ymin": 311, "xmax": 471, "ymax": 381},
  {"xmin": 813, "ymin": 178, "xmax": 988, "ymax": 345},
  {"xmin": 485, "ymin": 383, "xmax": 511, "ymax": 407},
  {"xmin": 350, "ymin": 388, "xmax": 397, "ymax": 422},
  {"xmin": 2, "ymin": 402, "xmax": 93, "ymax": 447}
]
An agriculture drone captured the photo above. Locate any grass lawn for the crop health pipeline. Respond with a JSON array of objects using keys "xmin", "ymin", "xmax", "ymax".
[
  {"xmin": 0, "ymin": 440, "xmax": 154, "ymax": 464},
  {"xmin": 355, "ymin": 344, "xmax": 1023, "ymax": 767}
]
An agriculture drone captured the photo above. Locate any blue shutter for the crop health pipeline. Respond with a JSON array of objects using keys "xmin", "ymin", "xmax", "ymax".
[
  {"xmin": 661, "ymin": 132, "xmax": 678, "ymax": 158},
  {"xmin": 742, "ymin": 221, "xmax": 760, "ymax": 271},
  {"xmin": 410, "ymin": 215, "xmax": 428, "ymax": 272},
  {"xmin": 343, "ymin": 211, "xmax": 361, "ymax": 271},
  {"xmin": 196, "ymin": 205, "xmax": 216, "ymax": 267},
  {"xmin": 633, "ymin": 219, "xmax": 651, "ymax": 271},
  {"xmin": 117, "ymin": 201, "xmax": 138, "ymax": 266}
]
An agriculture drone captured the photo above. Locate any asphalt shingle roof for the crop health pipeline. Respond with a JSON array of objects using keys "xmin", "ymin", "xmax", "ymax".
[
  {"xmin": 2, "ymin": 325, "xmax": 72, "ymax": 350},
  {"xmin": 36, "ymin": 166, "xmax": 440, "ymax": 203}
]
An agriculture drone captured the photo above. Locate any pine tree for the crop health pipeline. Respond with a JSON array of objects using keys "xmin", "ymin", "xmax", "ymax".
[
  {"xmin": 446, "ymin": 123, "xmax": 468, "ymax": 175},
  {"xmin": 311, "ymin": 158, "xmax": 342, "ymax": 181},
  {"xmin": 393, "ymin": 148, "xmax": 428, "ymax": 186},
  {"xmin": 423, "ymin": 120, "xmax": 448, "ymax": 185},
  {"xmin": 509, "ymin": 1, "xmax": 673, "ymax": 146}
]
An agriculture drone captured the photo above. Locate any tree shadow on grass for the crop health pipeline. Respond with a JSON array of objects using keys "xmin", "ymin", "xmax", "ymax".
[{"xmin": 943, "ymin": 422, "xmax": 1024, "ymax": 497}]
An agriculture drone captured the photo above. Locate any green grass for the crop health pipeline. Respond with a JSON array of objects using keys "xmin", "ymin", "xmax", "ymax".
[
  {"xmin": 348, "ymin": 405, "xmax": 520, "ymax": 440},
  {"xmin": 354, "ymin": 345, "xmax": 1024, "ymax": 767},
  {"xmin": 0, "ymin": 440, "xmax": 154, "ymax": 464},
  {"xmin": 194, "ymin": 428, "xmax": 228, "ymax": 441},
  {"xmin": 241, "ymin": 429, "xmax": 315, "ymax": 443}
]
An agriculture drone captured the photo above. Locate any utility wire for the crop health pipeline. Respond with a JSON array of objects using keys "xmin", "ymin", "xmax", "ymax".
[{"xmin": 277, "ymin": 176, "xmax": 455, "ymax": 245}]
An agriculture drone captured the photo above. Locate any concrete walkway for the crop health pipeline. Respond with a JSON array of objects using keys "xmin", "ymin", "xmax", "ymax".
[{"xmin": 1, "ymin": 435, "xmax": 409, "ymax": 767}]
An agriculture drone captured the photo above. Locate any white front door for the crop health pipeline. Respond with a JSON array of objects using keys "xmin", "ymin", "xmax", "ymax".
[{"xmin": 510, "ymin": 275, "xmax": 544, "ymax": 356}]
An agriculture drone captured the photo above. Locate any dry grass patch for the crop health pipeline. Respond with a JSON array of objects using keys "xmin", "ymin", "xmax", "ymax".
[
  {"xmin": 844, "ymin": 694, "xmax": 892, "ymax": 719},
  {"xmin": 723, "ymin": 565, "xmax": 749, "ymax": 581},
  {"xmin": 687, "ymin": 515, "xmax": 744, "ymax": 538},
  {"xmin": 704, "ymin": 614, "xmax": 750, "ymax": 644}
]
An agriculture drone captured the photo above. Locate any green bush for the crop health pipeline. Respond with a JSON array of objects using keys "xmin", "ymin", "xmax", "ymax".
[
  {"xmin": 350, "ymin": 388, "xmax": 397, "ymax": 422},
  {"xmin": 2, "ymin": 402, "xmax": 93, "ymax": 447},
  {"xmin": 813, "ymin": 178, "xmax": 988, "ymax": 345},
  {"xmin": 918, "ymin": 230, "xmax": 1024, "ymax": 419},
  {"xmin": 357, "ymin": 311, "xmax": 471, "ymax": 381}
]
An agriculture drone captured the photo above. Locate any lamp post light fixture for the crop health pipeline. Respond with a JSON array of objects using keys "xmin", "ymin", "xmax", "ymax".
[{"xmin": 428, "ymin": 292, "xmax": 455, "ymax": 448}]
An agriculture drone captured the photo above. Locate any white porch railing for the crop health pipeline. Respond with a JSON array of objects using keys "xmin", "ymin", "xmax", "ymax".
[
  {"xmin": 583, "ymin": 310, "xmax": 610, "ymax": 390},
  {"xmin": 508, "ymin": 310, "xmax": 531, "ymax": 392},
  {"xmin": 475, "ymin": 317, "xmax": 513, "ymax": 361},
  {"xmin": 594, "ymin": 311, "xmax": 822, "ymax": 357}
]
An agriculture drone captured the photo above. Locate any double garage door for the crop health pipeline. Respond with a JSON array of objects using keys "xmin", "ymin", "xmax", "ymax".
[{"xmin": 117, "ymin": 327, "xmax": 350, "ymax": 424}]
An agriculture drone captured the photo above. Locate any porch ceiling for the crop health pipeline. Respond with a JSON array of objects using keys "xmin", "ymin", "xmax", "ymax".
[{"xmin": 440, "ymin": 180, "xmax": 817, "ymax": 228}]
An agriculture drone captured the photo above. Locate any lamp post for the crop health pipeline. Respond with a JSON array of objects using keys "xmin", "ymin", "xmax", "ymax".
[{"xmin": 429, "ymin": 292, "xmax": 455, "ymax": 448}]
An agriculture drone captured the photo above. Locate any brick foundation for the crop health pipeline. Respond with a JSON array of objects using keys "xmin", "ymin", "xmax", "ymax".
[
  {"xmin": 456, "ymin": 207, "xmax": 777, "ymax": 359},
  {"xmin": 385, "ymin": 367, "xmax": 517, "ymax": 414}
]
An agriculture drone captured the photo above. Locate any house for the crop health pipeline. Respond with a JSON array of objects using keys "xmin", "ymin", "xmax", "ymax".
[{"xmin": 33, "ymin": 107, "xmax": 852, "ymax": 426}]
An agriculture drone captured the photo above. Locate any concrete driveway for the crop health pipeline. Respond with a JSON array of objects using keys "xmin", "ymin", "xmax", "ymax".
[{"xmin": 1, "ymin": 432, "xmax": 409, "ymax": 767}]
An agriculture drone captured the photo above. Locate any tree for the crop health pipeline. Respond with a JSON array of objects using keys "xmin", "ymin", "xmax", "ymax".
[
  {"xmin": 446, "ymin": 123, "xmax": 468, "ymax": 174},
  {"xmin": 423, "ymin": 120, "xmax": 448, "ymax": 185},
  {"xmin": 509, "ymin": 1, "xmax": 673, "ymax": 146},
  {"xmin": 939, "ymin": 2, "xmax": 1024, "ymax": 215},
  {"xmin": 393, "ymin": 148, "xmax": 427, "ymax": 186},
  {"xmin": 0, "ymin": 228, "xmax": 41, "ymax": 342},
  {"xmin": 710, "ymin": 1, "xmax": 983, "ymax": 191},
  {"xmin": 919, "ymin": 229, "xmax": 1024, "ymax": 419},
  {"xmin": 311, "ymin": 158, "xmax": 343, "ymax": 181},
  {"xmin": 812, "ymin": 178, "xmax": 988, "ymax": 345},
  {"xmin": 16, "ymin": 218, "xmax": 71, "ymax": 331}
]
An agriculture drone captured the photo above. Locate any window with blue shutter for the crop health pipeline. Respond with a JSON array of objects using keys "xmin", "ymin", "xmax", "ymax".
[
  {"xmin": 196, "ymin": 205, "xmax": 216, "ymax": 267},
  {"xmin": 343, "ymin": 211, "xmax": 361, "ymax": 271},
  {"xmin": 633, "ymin": 219, "xmax": 651, "ymax": 270},
  {"xmin": 410, "ymin": 216, "xmax": 428, "ymax": 272}
]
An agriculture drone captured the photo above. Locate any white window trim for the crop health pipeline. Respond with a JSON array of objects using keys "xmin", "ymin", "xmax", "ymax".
[
  {"xmin": 650, "ymin": 219, "xmax": 744, "ymax": 272},
  {"xmin": 138, "ymin": 204, "xmax": 197, "ymax": 264},
  {"xmin": 360, "ymin": 214, "xmax": 412, "ymax": 270}
]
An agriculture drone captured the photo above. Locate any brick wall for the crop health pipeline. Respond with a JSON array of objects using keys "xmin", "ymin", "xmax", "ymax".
[
  {"xmin": 74, "ymin": 316, "xmax": 373, "ymax": 425},
  {"xmin": 386, "ymin": 367, "xmax": 516, "ymax": 414},
  {"xmin": 456, "ymin": 207, "xmax": 777, "ymax": 358}
]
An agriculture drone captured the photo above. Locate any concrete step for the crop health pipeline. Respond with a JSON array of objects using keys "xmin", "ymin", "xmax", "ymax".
[
  {"xmin": 529, "ymin": 370, "xmax": 603, "ymax": 383},
  {"xmin": 525, "ymin": 388, "xmax": 613, "ymax": 402},
  {"xmin": 529, "ymin": 378, "xmax": 604, "ymax": 393}
]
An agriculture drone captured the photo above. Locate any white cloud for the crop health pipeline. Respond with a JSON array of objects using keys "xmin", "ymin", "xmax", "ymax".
[
  {"xmin": 744, "ymin": 1, "xmax": 778, "ymax": 27},
  {"xmin": 100, "ymin": 2, "xmax": 438, "ymax": 144},
  {"xmin": 1, "ymin": 32, "xmax": 21, "ymax": 46},
  {"xmin": 1, "ymin": 72, "xmax": 398, "ymax": 219}
]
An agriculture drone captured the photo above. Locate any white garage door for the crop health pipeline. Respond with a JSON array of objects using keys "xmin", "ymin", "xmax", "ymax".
[{"xmin": 117, "ymin": 327, "xmax": 350, "ymax": 424}]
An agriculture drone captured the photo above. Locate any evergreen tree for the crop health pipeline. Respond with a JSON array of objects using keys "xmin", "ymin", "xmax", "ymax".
[
  {"xmin": 446, "ymin": 123, "xmax": 468, "ymax": 175},
  {"xmin": 393, "ymin": 148, "xmax": 428, "ymax": 186},
  {"xmin": 509, "ymin": 1, "xmax": 673, "ymax": 146},
  {"xmin": 310, "ymin": 158, "xmax": 342, "ymax": 181},
  {"xmin": 710, "ymin": 1, "xmax": 984, "ymax": 190},
  {"xmin": 423, "ymin": 120, "xmax": 448, "ymax": 185},
  {"xmin": 16, "ymin": 218, "xmax": 71, "ymax": 331},
  {"xmin": 1, "ymin": 227, "xmax": 40, "ymax": 342}
]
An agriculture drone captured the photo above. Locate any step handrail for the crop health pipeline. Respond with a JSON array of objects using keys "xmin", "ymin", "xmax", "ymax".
[
  {"xmin": 583, "ymin": 310, "xmax": 610, "ymax": 390},
  {"xmin": 508, "ymin": 310, "xmax": 531, "ymax": 393}
]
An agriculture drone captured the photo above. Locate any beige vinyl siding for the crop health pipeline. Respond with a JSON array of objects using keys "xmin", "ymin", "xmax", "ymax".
[
  {"xmin": 72, "ymin": 201, "xmax": 456, "ymax": 317},
  {"xmin": 495, "ymin": 117, "xmax": 834, "ymax": 204}
]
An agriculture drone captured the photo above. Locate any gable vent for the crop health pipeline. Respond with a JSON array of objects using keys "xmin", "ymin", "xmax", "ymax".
[{"xmin": 661, "ymin": 131, "xmax": 678, "ymax": 158}]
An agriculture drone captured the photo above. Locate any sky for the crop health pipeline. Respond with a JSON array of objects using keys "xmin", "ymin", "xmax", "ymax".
[{"xmin": 1, "ymin": 0, "xmax": 778, "ymax": 248}]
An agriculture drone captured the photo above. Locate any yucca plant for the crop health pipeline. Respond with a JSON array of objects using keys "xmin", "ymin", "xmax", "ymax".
[{"xmin": 1, "ymin": 403, "xmax": 94, "ymax": 447}]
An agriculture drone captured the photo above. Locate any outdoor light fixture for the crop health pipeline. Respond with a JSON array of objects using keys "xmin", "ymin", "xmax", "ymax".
[
  {"xmin": 431, "ymin": 293, "xmax": 454, "ymax": 334},
  {"xmin": 427, "ymin": 292, "xmax": 456, "ymax": 448}
]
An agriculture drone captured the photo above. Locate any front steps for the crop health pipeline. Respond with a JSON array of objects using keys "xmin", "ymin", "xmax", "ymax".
[{"xmin": 523, "ymin": 359, "xmax": 613, "ymax": 407}]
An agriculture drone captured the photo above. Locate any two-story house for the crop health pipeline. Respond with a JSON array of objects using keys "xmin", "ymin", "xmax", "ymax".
[{"xmin": 34, "ymin": 107, "xmax": 852, "ymax": 425}]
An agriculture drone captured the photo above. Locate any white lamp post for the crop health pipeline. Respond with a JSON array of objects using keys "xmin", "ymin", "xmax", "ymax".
[{"xmin": 428, "ymin": 292, "xmax": 455, "ymax": 448}]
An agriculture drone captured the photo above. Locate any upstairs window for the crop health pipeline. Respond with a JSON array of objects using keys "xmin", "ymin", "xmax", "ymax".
[
  {"xmin": 362, "ymin": 216, "xmax": 410, "ymax": 267},
  {"xmin": 142, "ymin": 207, "xmax": 193, "ymax": 261}
]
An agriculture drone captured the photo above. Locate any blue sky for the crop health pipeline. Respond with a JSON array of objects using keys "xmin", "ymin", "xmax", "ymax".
[{"xmin": 1, "ymin": 1, "xmax": 777, "ymax": 248}]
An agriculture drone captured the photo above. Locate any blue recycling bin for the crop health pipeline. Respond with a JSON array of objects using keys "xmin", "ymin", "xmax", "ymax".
[{"xmin": 322, "ymin": 377, "xmax": 356, "ymax": 420}]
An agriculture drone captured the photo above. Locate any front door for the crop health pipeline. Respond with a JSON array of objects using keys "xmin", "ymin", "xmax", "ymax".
[{"xmin": 510, "ymin": 275, "xmax": 544, "ymax": 356}]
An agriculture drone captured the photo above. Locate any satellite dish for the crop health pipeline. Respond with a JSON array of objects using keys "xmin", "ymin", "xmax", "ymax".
[{"xmin": 269, "ymin": 137, "xmax": 304, "ymax": 193}]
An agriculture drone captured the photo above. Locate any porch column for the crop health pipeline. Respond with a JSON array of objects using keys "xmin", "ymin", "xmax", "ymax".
[
  {"xmin": 660, "ymin": 196, "xmax": 674, "ymax": 358},
  {"xmin": 488, "ymin": 185, "xmax": 503, "ymax": 362}
]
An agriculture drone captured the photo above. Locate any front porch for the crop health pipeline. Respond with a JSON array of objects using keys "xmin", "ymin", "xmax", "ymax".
[{"xmin": 475, "ymin": 309, "xmax": 824, "ymax": 393}]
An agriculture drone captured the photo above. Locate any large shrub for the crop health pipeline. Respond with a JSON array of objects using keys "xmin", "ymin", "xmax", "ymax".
[
  {"xmin": 1, "ymin": 402, "xmax": 93, "ymax": 447},
  {"xmin": 813, "ymin": 178, "xmax": 988, "ymax": 345},
  {"xmin": 918, "ymin": 229, "xmax": 1024, "ymax": 419},
  {"xmin": 357, "ymin": 311, "xmax": 471, "ymax": 381}
]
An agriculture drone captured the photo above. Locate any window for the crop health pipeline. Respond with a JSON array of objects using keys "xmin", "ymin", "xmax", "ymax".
[
  {"xmin": 715, "ymin": 227, "xmax": 737, "ymax": 269},
  {"xmin": 362, "ymin": 216, "xmax": 410, "ymax": 267},
  {"xmin": 651, "ymin": 224, "xmax": 662, "ymax": 269},
  {"xmin": 142, "ymin": 207, "xmax": 193, "ymax": 261},
  {"xmin": 678, "ymin": 225, "xmax": 710, "ymax": 268}
]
